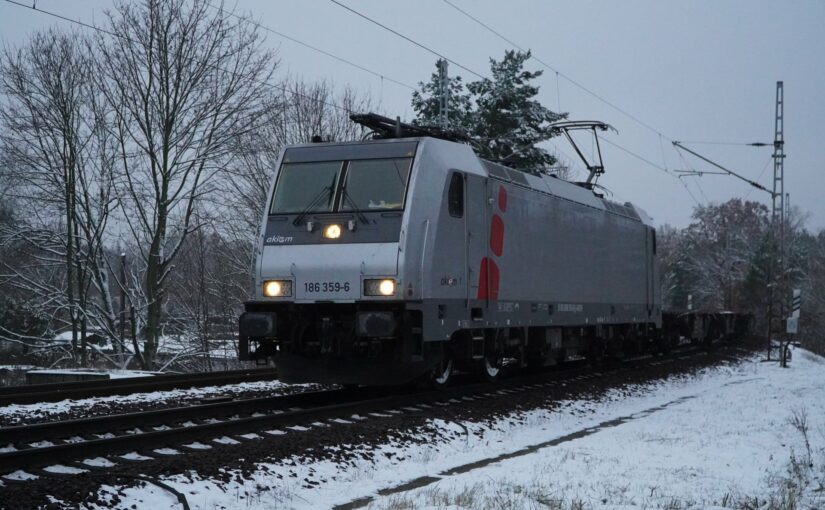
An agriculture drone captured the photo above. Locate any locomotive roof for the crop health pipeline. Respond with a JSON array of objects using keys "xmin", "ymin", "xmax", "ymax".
[
  {"xmin": 481, "ymin": 156, "xmax": 652, "ymax": 225},
  {"xmin": 283, "ymin": 136, "xmax": 654, "ymax": 227}
]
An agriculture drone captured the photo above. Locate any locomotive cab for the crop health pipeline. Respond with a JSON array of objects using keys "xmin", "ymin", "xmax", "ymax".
[{"xmin": 239, "ymin": 137, "xmax": 470, "ymax": 384}]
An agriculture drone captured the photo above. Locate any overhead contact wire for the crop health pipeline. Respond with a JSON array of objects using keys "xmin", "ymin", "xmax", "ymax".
[
  {"xmin": 329, "ymin": 0, "xmax": 487, "ymax": 80},
  {"xmin": 440, "ymin": 0, "xmax": 675, "ymax": 141},
  {"xmin": 438, "ymin": 0, "xmax": 700, "ymax": 192},
  {"xmin": 208, "ymin": 2, "xmax": 416, "ymax": 91},
  {"xmin": 600, "ymin": 137, "xmax": 674, "ymax": 178},
  {"xmin": 2, "ymin": 0, "xmax": 355, "ymax": 114}
]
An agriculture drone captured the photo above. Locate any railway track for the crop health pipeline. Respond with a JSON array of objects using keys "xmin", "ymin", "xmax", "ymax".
[
  {"xmin": 0, "ymin": 385, "xmax": 392, "ymax": 475},
  {"xmin": 0, "ymin": 346, "xmax": 729, "ymax": 479},
  {"xmin": 0, "ymin": 367, "xmax": 279, "ymax": 406}
]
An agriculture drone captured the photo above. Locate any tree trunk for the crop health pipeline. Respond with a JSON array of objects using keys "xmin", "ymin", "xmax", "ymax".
[{"xmin": 143, "ymin": 204, "xmax": 167, "ymax": 370}]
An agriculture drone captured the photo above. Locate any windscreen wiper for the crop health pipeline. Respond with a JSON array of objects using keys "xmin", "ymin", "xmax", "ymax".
[
  {"xmin": 340, "ymin": 188, "xmax": 369, "ymax": 225},
  {"xmin": 292, "ymin": 186, "xmax": 333, "ymax": 226}
]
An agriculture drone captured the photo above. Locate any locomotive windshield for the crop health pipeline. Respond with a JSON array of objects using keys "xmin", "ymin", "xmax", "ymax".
[
  {"xmin": 270, "ymin": 157, "xmax": 412, "ymax": 214},
  {"xmin": 270, "ymin": 161, "xmax": 341, "ymax": 214},
  {"xmin": 340, "ymin": 158, "xmax": 411, "ymax": 211}
]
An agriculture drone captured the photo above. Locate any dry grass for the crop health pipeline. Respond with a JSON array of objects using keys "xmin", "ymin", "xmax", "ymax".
[{"xmin": 372, "ymin": 481, "xmax": 589, "ymax": 510}]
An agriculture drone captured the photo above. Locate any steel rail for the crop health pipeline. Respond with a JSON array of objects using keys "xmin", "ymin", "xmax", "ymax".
[
  {"xmin": 0, "ymin": 341, "xmax": 749, "ymax": 476},
  {"xmin": 0, "ymin": 389, "xmax": 429, "ymax": 473},
  {"xmin": 0, "ymin": 388, "xmax": 351, "ymax": 445},
  {"xmin": 0, "ymin": 368, "xmax": 279, "ymax": 406},
  {"xmin": 0, "ymin": 365, "xmax": 597, "ymax": 474}
]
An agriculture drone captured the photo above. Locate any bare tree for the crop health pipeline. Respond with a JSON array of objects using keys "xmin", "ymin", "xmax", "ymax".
[
  {"xmin": 655, "ymin": 224, "xmax": 686, "ymax": 310},
  {"xmin": 95, "ymin": 0, "xmax": 277, "ymax": 368},
  {"xmin": 0, "ymin": 30, "xmax": 119, "ymax": 364},
  {"xmin": 794, "ymin": 226, "xmax": 825, "ymax": 355},
  {"xmin": 678, "ymin": 199, "xmax": 770, "ymax": 311},
  {"xmin": 164, "ymin": 214, "xmax": 246, "ymax": 371},
  {"xmin": 275, "ymin": 78, "xmax": 374, "ymax": 146}
]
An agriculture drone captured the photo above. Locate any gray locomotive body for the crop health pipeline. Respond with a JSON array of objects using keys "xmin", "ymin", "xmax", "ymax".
[{"xmin": 239, "ymin": 136, "xmax": 661, "ymax": 385}]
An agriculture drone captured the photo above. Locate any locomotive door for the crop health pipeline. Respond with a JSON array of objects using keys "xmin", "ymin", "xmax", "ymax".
[{"xmin": 465, "ymin": 173, "xmax": 489, "ymax": 307}]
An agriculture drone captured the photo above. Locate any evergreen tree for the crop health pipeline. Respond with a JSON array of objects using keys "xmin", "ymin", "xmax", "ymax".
[{"xmin": 411, "ymin": 50, "xmax": 567, "ymax": 175}]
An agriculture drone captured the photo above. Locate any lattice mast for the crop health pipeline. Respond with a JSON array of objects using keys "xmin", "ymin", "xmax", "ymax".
[
  {"xmin": 766, "ymin": 81, "xmax": 786, "ymax": 358},
  {"xmin": 438, "ymin": 59, "xmax": 450, "ymax": 130}
]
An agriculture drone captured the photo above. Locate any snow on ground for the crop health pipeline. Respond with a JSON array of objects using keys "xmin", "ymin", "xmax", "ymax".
[
  {"xmin": 107, "ymin": 370, "xmax": 158, "ymax": 379},
  {"xmin": 24, "ymin": 368, "xmax": 157, "ymax": 379},
  {"xmin": 91, "ymin": 349, "xmax": 825, "ymax": 509},
  {"xmin": 0, "ymin": 365, "xmax": 39, "ymax": 370},
  {"xmin": 0, "ymin": 379, "xmax": 315, "ymax": 424}
]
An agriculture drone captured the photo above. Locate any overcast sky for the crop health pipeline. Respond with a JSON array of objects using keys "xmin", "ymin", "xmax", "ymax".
[{"xmin": 1, "ymin": 0, "xmax": 823, "ymax": 230}]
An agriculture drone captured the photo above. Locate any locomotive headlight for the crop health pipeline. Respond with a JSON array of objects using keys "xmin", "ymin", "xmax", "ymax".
[
  {"xmin": 263, "ymin": 279, "xmax": 292, "ymax": 297},
  {"xmin": 323, "ymin": 224, "xmax": 342, "ymax": 239},
  {"xmin": 364, "ymin": 278, "xmax": 396, "ymax": 297},
  {"xmin": 379, "ymin": 279, "xmax": 395, "ymax": 296}
]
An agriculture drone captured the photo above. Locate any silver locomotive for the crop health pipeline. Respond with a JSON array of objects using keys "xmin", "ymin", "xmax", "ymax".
[{"xmin": 239, "ymin": 115, "xmax": 662, "ymax": 385}]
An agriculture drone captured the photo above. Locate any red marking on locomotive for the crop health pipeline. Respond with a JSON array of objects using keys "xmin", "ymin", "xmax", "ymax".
[
  {"xmin": 498, "ymin": 186, "xmax": 507, "ymax": 212},
  {"xmin": 490, "ymin": 214, "xmax": 504, "ymax": 257},
  {"xmin": 477, "ymin": 257, "xmax": 500, "ymax": 300}
]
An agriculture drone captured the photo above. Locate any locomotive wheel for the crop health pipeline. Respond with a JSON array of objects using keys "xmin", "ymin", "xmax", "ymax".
[
  {"xmin": 478, "ymin": 355, "xmax": 502, "ymax": 381},
  {"xmin": 430, "ymin": 357, "xmax": 454, "ymax": 388},
  {"xmin": 477, "ymin": 331, "xmax": 505, "ymax": 381}
]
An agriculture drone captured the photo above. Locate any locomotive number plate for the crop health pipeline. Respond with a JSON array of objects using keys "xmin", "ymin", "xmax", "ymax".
[{"xmin": 304, "ymin": 281, "xmax": 352, "ymax": 293}]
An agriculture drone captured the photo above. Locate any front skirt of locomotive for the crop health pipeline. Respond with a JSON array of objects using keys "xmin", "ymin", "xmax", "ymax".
[{"xmin": 239, "ymin": 302, "xmax": 435, "ymax": 385}]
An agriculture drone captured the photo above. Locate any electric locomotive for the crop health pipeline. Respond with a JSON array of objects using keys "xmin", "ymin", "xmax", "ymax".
[{"xmin": 239, "ymin": 114, "xmax": 661, "ymax": 386}]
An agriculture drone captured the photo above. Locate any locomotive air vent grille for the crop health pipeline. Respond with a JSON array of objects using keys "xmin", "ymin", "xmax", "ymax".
[
  {"xmin": 623, "ymin": 204, "xmax": 640, "ymax": 220},
  {"xmin": 602, "ymin": 200, "xmax": 640, "ymax": 220},
  {"xmin": 481, "ymin": 160, "xmax": 511, "ymax": 182},
  {"xmin": 504, "ymin": 168, "xmax": 529, "ymax": 185}
]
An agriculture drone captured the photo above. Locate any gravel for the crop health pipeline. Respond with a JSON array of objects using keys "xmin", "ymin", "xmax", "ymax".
[{"xmin": 0, "ymin": 381, "xmax": 330, "ymax": 427}]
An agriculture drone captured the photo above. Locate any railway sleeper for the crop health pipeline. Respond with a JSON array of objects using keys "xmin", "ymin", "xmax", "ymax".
[{"xmin": 0, "ymin": 341, "xmax": 747, "ymax": 479}]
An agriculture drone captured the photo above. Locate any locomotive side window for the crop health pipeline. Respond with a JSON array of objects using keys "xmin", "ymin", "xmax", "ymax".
[
  {"xmin": 270, "ymin": 161, "xmax": 342, "ymax": 214},
  {"xmin": 340, "ymin": 158, "xmax": 412, "ymax": 211},
  {"xmin": 448, "ymin": 172, "xmax": 464, "ymax": 218}
]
